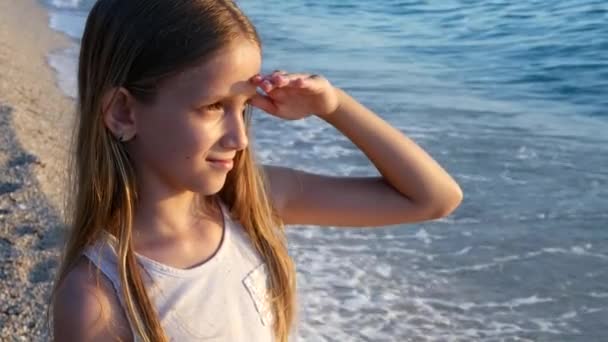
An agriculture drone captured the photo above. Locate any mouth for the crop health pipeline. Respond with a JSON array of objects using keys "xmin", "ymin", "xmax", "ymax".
[{"xmin": 206, "ymin": 157, "xmax": 234, "ymax": 169}]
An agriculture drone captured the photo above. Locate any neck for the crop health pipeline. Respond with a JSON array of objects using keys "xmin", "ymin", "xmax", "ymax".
[{"xmin": 132, "ymin": 183, "xmax": 219, "ymax": 240}]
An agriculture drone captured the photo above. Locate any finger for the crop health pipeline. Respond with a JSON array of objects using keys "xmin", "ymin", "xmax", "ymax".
[
  {"xmin": 292, "ymin": 77, "xmax": 306, "ymax": 88},
  {"xmin": 272, "ymin": 70, "xmax": 288, "ymax": 76},
  {"xmin": 267, "ymin": 73, "xmax": 312, "ymax": 89},
  {"xmin": 260, "ymin": 79, "xmax": 276, "ymax": 93},
  {"xmin": 269, "ymin": 73, "xmax": 291, "ymax": 87},
  {"xmin": 256, "ymin": 70, "xmax": 288, "ymax": 85},
  {"xmin": 289, "ymin": 75, "xmax": 325, "ymax": 92},
  {"xmin": 249, "ymin": 74, "xmax": 263, "ymax": 84},
  {"xmin": 277, "ymin": 73, "xmax": 310, "ymax": 81},
  {"xmin": 263, "ymin": 72, "xmax": 321, "ymax": 89},
  {"xmin": 248, "ymin": 93, "xmax": 277, "ymax": 114},
  {"xmin": 263, "ymin": 72, "xmax": 307, "ymax": 81},
  {"xmin": 282, "ymin": 73, "xmax": 317, "ymax": 84},
  {"xmin": 250, "ymin": 73, "xmax": 290, "ymax": 91},
  {"xmin": 286, "ymin": 73, "xmax": 316, "ymax": 85}
]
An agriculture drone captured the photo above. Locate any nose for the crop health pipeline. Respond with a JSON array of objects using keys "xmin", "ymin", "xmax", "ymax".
[{"xmin": 220, "ymin": 109, "xmax": 249, "ymax": 151}]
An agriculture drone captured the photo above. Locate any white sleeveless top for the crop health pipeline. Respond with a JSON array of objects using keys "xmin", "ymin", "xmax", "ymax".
[{"xmin": 83, "ymin": 201, "xmax": 289, "ymax": 341}]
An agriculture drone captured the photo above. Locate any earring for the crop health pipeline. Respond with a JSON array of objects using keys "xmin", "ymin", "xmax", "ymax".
[{"xmin": 118, "ymin": 133, "xmax": 136, "ymax": 142}]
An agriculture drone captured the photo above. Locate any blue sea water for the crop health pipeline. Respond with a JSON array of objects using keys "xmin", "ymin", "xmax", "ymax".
[{"xmin": 41, "ymin": 0, "xmax": 608, "ymax": 341}]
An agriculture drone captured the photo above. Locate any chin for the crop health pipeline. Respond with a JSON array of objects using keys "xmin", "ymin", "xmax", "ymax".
[{"xmin": 197, "ymin": 176, "xmax": 228, "ymax": 195}]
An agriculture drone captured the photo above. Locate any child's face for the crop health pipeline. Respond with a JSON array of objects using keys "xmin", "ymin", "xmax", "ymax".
[{"xmin": 128, "ymin": 40, "xmax": 261, "ymax": 195}]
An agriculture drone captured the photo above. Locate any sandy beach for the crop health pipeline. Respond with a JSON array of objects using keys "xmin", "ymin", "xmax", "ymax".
[
  {"xmin": 0, "ymin": 0, "xmax": 75, "ymax": 339},
  {"xmin": 1, "ymin": 0, "xmax": 606, "ymax": 340}
]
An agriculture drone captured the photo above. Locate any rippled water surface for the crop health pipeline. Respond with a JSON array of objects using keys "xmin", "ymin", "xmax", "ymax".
[{"xmin": 42, "ymin": 0, "xmax": 608, "ymax": 340}]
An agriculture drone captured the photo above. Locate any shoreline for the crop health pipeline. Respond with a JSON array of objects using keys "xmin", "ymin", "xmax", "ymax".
[
  {"xmin": 0, "ymin": 0, "xmax": 76, "ymax": 339},
  {"xmin": 1, "ymin": 0, "xmax": 76, "ymax": 215}
]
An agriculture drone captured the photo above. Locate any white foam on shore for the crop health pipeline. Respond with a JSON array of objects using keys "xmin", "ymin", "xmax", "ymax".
[
  {"xmin": 50, "ymin": 0, "xmax": 83, "ymax": 9},
  {"xmin": 42, "ymin": 3, "xmax": 88, "ymax": 100},
  {"xmin": 48, "ymin": 10, "xmax": 87, "ymax": 39},
  {"xmin": 47, "ymin": 44, "xmax": 78, "ymax": 99}
]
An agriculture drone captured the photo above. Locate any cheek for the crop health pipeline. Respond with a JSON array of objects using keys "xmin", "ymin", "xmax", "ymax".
[
  {"xmin": 157, "ymin": 122, "xmax": 216, "ymax": 167},
  {"xmin": 138, "ymin": 111, "xmax": 213, "ymax": 166},
  {"xmin": 180, "ymin": 128, "xmax": 215, "ymax": 161},
  {"xmin": 159, "ymin": 124, "xmax": 213, "ymax": 163}
]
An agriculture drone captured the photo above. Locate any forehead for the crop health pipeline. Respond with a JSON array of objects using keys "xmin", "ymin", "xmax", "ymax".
[{"xmin": 164, "ymin": 41, "xmax": 262, "ymax": 101}]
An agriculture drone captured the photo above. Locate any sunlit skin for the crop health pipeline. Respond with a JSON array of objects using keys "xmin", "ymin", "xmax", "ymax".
[
  {"xmin": 105, "ymin": 40, "xmax": 262, "ymax": 265},
  {"xmin": 102, "ymin": 36, "xmax": 350, "ymax": 263},
  {"xmin": 57, "ymin": 35, "xmax": 462, "ymax": 342}
]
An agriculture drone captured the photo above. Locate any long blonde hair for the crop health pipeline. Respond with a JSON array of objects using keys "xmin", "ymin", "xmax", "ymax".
[{"xmin": 49, "ymin": 0, "xmax": 297, "ymax": 341}]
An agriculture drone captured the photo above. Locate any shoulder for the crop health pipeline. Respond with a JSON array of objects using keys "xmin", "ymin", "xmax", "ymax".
[{"xmin": 53, "ymin": 256, "xmax": 132, "ymax": 342}]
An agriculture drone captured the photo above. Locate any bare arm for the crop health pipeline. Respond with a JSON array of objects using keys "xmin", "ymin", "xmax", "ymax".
[
  {"xmin": 53, "ymin": 257, "xmax": 132, "ymax": 342},
  {"xmin": 322, "ymin": 88, "xmax": 462, "ymax": 212},
  {"xmin": 250, "ymin": 72, "xmax": 462, "ymax": 227},
  {"xmin": 264, "ymin": 88, "xmax": 462, "ymax": 227},
  {"xmin": 265, "ymin": 166, "xmax": 454, "ymax": 226}
]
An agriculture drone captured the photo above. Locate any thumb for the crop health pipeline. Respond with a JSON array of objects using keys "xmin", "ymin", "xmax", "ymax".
[{"xmin": 249, "ymin": 93, "xmax": 278, "ymax": 115}]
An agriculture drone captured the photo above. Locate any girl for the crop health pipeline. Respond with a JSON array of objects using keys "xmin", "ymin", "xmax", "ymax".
[{"xmin": 50, "ymin": 0, "xmax": 463, "ymax": 341}]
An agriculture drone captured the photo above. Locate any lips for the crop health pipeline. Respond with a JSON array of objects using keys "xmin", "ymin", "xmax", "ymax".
[
  {"xmin": 206, "ymin": 157, "xmax": 233, "ymax": 162},
  {"xmin": 205, "ymin": 156, "xmax": 235, "ymax": 170}
]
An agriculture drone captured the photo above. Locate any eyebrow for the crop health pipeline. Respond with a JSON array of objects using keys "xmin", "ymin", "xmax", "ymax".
[
  {"xmin": 209, "ymin": 93, "xmax": 256, "ymax": 103},
  {"xmin": 204, "ymin": 89, "xmax": 257, "ymax": 103},
  {"xmin": 192, "ymin": 95, "xmax": 249, "ymax": 111}
]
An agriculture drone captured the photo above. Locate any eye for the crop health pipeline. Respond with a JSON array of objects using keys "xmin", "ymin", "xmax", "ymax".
[{"xmin": 206, "ymin": 102, "xmax": 223, "ymax": 111}]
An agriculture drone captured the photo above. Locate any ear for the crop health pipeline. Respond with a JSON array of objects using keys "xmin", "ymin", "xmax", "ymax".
[{"xmin": 102, "ymin": 87, "xmax": 138, "ymax": 142}]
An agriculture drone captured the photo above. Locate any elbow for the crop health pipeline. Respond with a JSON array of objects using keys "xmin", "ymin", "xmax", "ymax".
[{"xmin": 425, "ymin": 185, "xmax": 464, "ymax": 219}]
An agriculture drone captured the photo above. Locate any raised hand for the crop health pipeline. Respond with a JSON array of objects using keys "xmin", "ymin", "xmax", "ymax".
[{"xmin": 248, "ymin": 70, "xmax": 341, "ymax": 120}]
